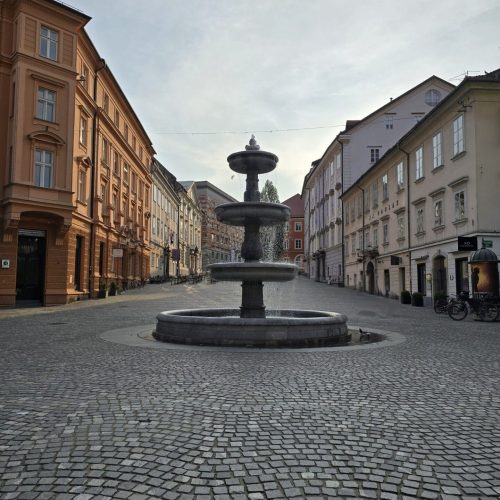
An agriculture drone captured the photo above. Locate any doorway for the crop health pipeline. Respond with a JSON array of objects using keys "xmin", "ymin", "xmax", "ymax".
[
  {"xmin": 433, "ymin": 255, "xmax": 447, "ymax": 296},
  {"xmin": 16, "ymin": 231, "xmax": 46, "ymax": 304},
  {"xmin": 367, "ymin": 261, "xmax": 375, "ymax": 294}
]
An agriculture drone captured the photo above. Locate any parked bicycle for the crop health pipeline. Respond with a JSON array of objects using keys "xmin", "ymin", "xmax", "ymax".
[
  {"xmin": 434, "ymin": 295, "xmax": 453, "ymax": 314},
  {"xmin": 447, "ymin": 291, "xmax": 500, "ymax": 321}
]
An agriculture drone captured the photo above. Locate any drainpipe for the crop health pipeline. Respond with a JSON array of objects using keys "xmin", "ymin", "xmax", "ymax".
[
  {"xmin": 340, "ymin": 141, "xmax": 345, "ymax": 285},
  {"xmin": 356, "ymin": 185, "xmax": 366, "ymax": 292},
  {"xmin": 397, "ymin": 142, "xmax": 412, "ymax": 293},
  {"xmin": 88, "ymin": 58, "xmax": 106, "ymax": 298}
]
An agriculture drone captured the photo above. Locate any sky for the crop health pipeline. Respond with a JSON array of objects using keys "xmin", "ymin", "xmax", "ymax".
[{"xmin": 68, "ymin": 0, "xmax": 500, "ymax": 202}]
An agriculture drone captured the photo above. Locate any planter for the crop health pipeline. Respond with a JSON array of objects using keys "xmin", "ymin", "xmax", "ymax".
[
  {"xmin": 97, "ymin": 290, "xmax": 107, "ymax": 299},
  {"xmin": 400, "ymin": 291, "xmax": 411, "ymax": 304},
  {"xmin": 411, "ymin": 292, "xmax": 424, "ymax": 307}
]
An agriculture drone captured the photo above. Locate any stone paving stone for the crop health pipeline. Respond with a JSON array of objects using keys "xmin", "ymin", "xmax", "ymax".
[{"xmin": 1, "ymin": 280, "xmax": 500, "ymax": 499}]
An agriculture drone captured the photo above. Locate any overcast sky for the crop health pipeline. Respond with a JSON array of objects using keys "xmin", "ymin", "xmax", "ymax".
[{"xmin": 69, "ymin": 0, "xmax": 500, "ymax": 201}]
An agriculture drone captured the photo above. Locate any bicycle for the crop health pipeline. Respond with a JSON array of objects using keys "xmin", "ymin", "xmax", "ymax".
[
  {"xmin": 434, "ymin": 295, "xmax": 453, "ymax": 314},
  {"xmin": 447, "ymin": 291, "xmax": 500, "ymax": 322}
]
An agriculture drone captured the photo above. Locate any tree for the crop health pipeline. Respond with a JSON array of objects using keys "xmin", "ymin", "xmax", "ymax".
[{"xmin": 260, "ymin": 180, "xmax": 285, "ymax": 261}]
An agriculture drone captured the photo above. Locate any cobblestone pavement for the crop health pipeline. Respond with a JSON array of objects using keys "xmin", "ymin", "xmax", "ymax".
[{"xmin": 1, "ymin": 277, "xmax": 499, "ymax": 499}]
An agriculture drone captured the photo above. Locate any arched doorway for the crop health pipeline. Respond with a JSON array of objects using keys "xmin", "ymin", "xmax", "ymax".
[
  {"xmin": 432, "ymin": 255, "xmax": 447, "ymax": 296},
  {"xmin": 367, "ymin": 261, "xmax": 375, "ymax": 294}
]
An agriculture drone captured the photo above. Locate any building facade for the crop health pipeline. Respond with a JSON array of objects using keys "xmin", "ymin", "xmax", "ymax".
[
  {"xmin": 0, "ymin": 0, "xmax": 154, "ymax": 305},
  {"xmin": 302, "ymin": 76, "xmax": 455, "ymax": 284},
  {"xmin": 150, "ymin": 159, "xmax": 179, "ymax": 280},
  {"xmin": 194, "ymin": 180, "xmax": 243, "ymax": 270},
  {"xmin": 282, "ymin": 194, "xmax": 305, "ymax": 271},
  {"xmin": 177, "ymin": 181, "xmax": 202, "ymax": 276},
  {"xmin": 342, "ymin": 70, "xmax": 500, "ymax": 300}
]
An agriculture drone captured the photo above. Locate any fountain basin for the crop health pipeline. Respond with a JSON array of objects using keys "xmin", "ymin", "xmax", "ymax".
[
  {"xmin": 153, "ymin": 308, "xmax": 349, "ymax": 347},
  {"xmin": 228, "ymin": 150, "xmax": 278, "ymax": 175},
  {"xmin": 208, "ymin": 262, "xmax": 297, "ymax": 282},
  {"xmin": 215, "ymin": 202, "xmax": 290, "ymax": 226}
]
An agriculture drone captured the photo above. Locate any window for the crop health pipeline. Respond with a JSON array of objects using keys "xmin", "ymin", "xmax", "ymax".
[
  {"xmin": 454, "ymin": 190, "xmax": 466, "ymax": 220},
  {"xmin": 370, "ymin": 148, "xmax": 380, "ymax": 163},
  {"xmin": 112, "ymin": 191, "xmax": 118, "ymax": 211},
  {"xmin": 373, "ymin": 226, "xmax": 378, "ymax": 247},
  {"xmin": 294, "ymin": 239, "xmax": 302, "ymax": 250},
  {"xmin": 114, "ymin": 109, "xmax": 120, "ymax": 128},
  {"xmin": 152, "ymin": 216, "xmax": 156, "ymax": 235},
  {"xmin": 453, "ymin": 115, "xmax": 464, "ymax": 155},
  {"xmin": 295, "ymin": 222, "xmax": 302, "ymax": 232},
  {"xmin": 79, "ymin": 115, "xmax": 87, "ymax": 146},
  {"xmin": 101, "ymin": 138, "xmax": 109, "ymax": 165},
  {"xmin": 396, "ymin": 162, "xmax": 404, "ymax": 190},
  {"xmin": 284, "ymin": 239, "xmax": 289, "ymax": 250},
  {"xmin": 40, "ymin": 26, "xmax": 58, "ymax": 60},
  {"xmin": 434, "ymin": 199, "xmax": 443, "ymax": 226},
  {"xmin": 80, "ymin": 64, "xmax": 89, "ymax": 91},
  {"xmin": 383, "ymin": 223, "xmax": 389, "ymax": 245},
  {"xmin": 77, "ymin": 169, "xmax": 86, "ymax": 201},
  {"xmin": 358, "ymin": 232, "xmax": 362, "ymax": 251},
  {"xmin": 112, "ymin": 150, "xmax": 120, "ymax": 176},
  {"xmin": 432, "ymin": 132, "xmax": 442, "ymax": 168},
  {"xmin": 123, "ymin": 163, "xmax": 129, "ymax": 184},
  {"xmin": 415, "ymin": 147, "xmax": 424, "ymax": 180},
  {"xmin": 351, "ymin": 236, "xmax": 356, "ymax": 254},
  {"xmin": 416, "ymin": 207, "xmax": 425, "ymax": 233},
  {"xmin": 37, "ymin": 87, "xmax": 56, "ymax": 122},
  {"xmin": 384, "ymin": 115, "xmax": 394, "ymax": 129},
  {"xmin": 372, "ymin": 182, "xmax": 378, "ymax": 208},
  {"xmin": 425, "ymin": 89, "xmax": 441, "ymax": 107},
  {"xmin": 131, "ymin": 171, "xmax": 137, "ymax": 193},
  {"xmin": 35, "ymin": 149, "xmax": 53, "ymax": 188},
  {"xmin": 124, "ymin": 124, "xmax": 129, "ymax": 142},
  {"xmin": 382, "ymin": 174, "xmax": 388, "ymax": 200},
  {"xmin": 132, "ymin": 135, "xmax": 136, "ymax": 151}
]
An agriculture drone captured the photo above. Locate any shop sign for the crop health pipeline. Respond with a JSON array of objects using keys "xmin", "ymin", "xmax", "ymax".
[
  {"xmin": 458, "ymin": 236, "xmax": 477, "ymax": 251},
  {"xmin": 483, "ymin": 239, "xmax": 493, "ymax": 248},
  {"xmin": 18, "ymin": 229, "xmax": 46, "ymax": 237}
]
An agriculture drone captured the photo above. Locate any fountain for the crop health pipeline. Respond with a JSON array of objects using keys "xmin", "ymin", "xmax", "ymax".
[{"xmin": 153, "ymin": 137, "xmax": 348, "ymax": 347}]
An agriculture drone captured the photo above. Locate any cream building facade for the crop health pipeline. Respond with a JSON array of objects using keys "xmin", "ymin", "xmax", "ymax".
[
  {"xmin": 177, "ymin": 181, "xmax": 202, "ymax": 276},
  {"xmin": 302, "ymin": 76, "xmax": 454, "ymax": 284},
  {"xmin": 342, "ymin": 70, "xmax": 500, "ymax": 300},
  {"xmin": 150, "ymin": 158, "xmax": 179, "ymax": 280}
]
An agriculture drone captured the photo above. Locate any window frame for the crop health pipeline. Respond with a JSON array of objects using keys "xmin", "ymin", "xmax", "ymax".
[
  {"xmin": 415, "ymin": 146, "xmax": 424, "ymax": 180},
  {"xmin": 36, "ymin": 86, "xmax": 56, "ymax": 122},
  {"xmin": 40, "ymin": 25, "xmax": 58, "ymax": 61},
  {"xmin": 396, "ymin": 161, "xmax": 404, "ymax": 191},
  {"xmin": 382, "ymin": 173, "xmax": 388, "ymax": 200},
  {"xmin": 432, "ymin": 131, "xmax": 443, "ymax": 169},
  {"xmin": 453, "ymin": 115, "xmax": 464, "ymax": 156},
  {"xmin": 34, "ymin": 148, "xmax": 54, "ymax": 188}
]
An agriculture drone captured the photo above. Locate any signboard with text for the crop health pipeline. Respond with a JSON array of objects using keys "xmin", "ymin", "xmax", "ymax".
[
  {"xmin": 458, "ymin": 236, "xmax": 477, "ymax": 251},
  {"xmin": 171, "ymin": 249, "xmax": 180, "ymax": 262}
]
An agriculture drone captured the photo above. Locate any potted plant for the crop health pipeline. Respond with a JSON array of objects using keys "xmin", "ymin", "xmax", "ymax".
[
  {"xmin": 97, "ymin": 279, "xmax": 107, "ymax": 299},
  {"xmin": 108, "ymin": 281, "xmax": 118, "ymax": 296},
  {"xmin": 411, "ymin": 291, "xmax": 424, "ymax": 307},
  {"xmin": 400, "ymin": 290, "xmax": 411, "ymax": 304}
]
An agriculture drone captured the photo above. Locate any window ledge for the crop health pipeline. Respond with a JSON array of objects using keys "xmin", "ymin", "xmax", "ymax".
[
  {"xmin": 397, "ymin": 237, "xmax": 406, "ymax": 243},
  {"xmin": 431, "ymin": 164, "xmax": 444, "ymax": 173},
  {"xmin": 415, "ymin": 231, "xmax": 426, "ymax": 237},
  {"xmin": 397, "ymin": 187, "xmax": 405, "ymax": 193},
  {"xmin": 76, "ymin": 199, "xmax": 87, "ymax": 207},
  {"xmin": 452, "ymin": 217, "xmax": 468, "ymax": 226},
  {"xmin": 451, "ymin": 151, "xmax": 466, "ymax": 162},
  {"xmin": 382, "ymin": 242, "xmax": 389, "ymax": 247},
  {"xmin": 433, "ymin": 224, "xmax": 445, "ymax": 232},
  {"xmin": 34, "ymin": 117, "xmax": 59, "ymax": 126},
  {"xmin": 415, "ymin": 176, "xmax": 425, "ymax": 184}
]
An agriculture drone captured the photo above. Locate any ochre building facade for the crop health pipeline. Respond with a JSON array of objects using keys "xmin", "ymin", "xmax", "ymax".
[{"xmin": 0, "ymin": 0, "xmax": 154, "ymax": 305}]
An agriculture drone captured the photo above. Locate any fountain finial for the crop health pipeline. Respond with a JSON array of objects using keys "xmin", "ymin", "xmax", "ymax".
[{"xmin": 245, "ymin": 134, "xmax": 260, "ymax": 151}]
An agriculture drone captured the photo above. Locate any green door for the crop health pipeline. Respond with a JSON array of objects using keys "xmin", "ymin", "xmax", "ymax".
[{"xmin": 16, "ymin": 232, "xmax": 46, "ymax": 303}]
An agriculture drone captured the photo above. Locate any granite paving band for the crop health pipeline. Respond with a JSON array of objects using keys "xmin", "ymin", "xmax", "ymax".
[{"xmin": 1, "ymin": 277, "xmax": 499, "ymax": 499}]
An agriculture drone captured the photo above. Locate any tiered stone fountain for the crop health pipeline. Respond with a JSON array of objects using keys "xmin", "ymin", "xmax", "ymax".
[{"xmin": 154, "ymin": 137, "xmax": 348, "ymax": 347}]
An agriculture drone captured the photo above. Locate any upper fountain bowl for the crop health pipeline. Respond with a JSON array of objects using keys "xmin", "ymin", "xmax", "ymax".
[
  {"xmin": 216, "ymin": 202, "xmax": 290, "ymax": 226},
  {"xmin": 227, "ymin": 149, "xmax": 278, "ymax": 175}
]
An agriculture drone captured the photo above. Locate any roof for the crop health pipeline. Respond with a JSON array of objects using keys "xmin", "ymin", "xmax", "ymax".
[
  {"xmin": 341, "ymin": 69, "xmax": 500, "ymax": 200},
  {"xmin": 304, "ymin": 75, "xmax": 455, "ymax": 193},
  {"xmin": 282, "ymin": 194, "xmax": 304, "ymax": 217},
  {"xmin": 179, "ymin": 181, "xmax": 195, "ymax": 191},
  {"xmin": 193, "ymin": 181, "xmax": 239, "ymax": 204}
]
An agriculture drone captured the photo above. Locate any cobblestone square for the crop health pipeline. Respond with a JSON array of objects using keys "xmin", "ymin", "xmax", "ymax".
[{"xmin": 1, "ymin": 278, "xmax": 499, "ymax": 499}]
